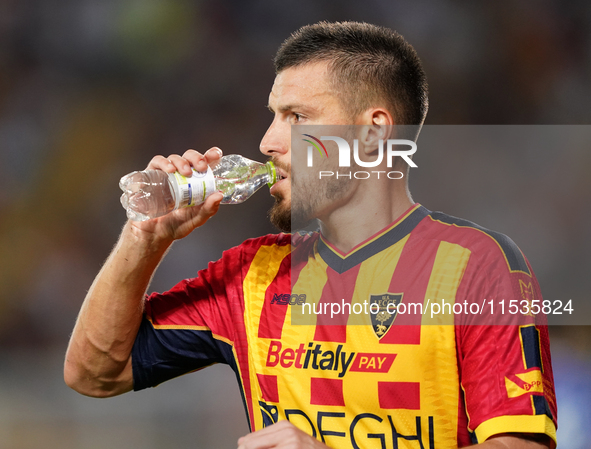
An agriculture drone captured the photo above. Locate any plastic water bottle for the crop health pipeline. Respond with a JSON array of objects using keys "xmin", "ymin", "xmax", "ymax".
[{"xmin": 119, "ymin": 154, "xmax": 277, "ymax": 221}]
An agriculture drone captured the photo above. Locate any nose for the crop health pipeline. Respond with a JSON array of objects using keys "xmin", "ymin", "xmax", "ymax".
[{"xmin": 260, "ymin": 118, "xmax": 289, "ymax": 158}]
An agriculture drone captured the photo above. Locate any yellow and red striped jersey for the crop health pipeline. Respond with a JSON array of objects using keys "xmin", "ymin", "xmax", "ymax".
[{"xmin": 132, "ymin": 204, "xmax": 557, "ymax": 447}]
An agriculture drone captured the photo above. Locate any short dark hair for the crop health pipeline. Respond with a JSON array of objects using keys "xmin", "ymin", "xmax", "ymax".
[{"xmin": 274, "ymin": 21, "xmax": 429, "ymax": 128}]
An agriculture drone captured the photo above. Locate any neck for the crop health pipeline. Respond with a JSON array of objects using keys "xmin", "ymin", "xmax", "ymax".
[{"xmin": 318, "ymin": 182, "xmax": 414, "ymax": 254}]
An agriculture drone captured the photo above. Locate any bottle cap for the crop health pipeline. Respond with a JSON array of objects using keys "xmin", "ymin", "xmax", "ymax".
[{"xmin": 266, "ymin": 161, "xmax": 277, "ymax": 187}]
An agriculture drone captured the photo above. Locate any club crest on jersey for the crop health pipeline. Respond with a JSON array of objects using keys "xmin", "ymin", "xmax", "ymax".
[{"xmin": 370, "ymin": 293, "xmax": 403, "ymax": 339}]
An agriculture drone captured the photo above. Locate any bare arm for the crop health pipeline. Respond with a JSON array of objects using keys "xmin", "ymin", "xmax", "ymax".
[{"xmin": 64, "ymin": 148, "xmax": 224, "ymax": 397}]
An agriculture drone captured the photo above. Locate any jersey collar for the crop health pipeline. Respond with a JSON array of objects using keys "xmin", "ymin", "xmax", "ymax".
[{"xmin": 317, "ymin": 204, "xmax": 431, "ymax": 274}]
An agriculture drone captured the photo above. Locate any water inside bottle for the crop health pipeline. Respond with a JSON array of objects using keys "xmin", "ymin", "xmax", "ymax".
[
  {"xmin": 212, "ymin": 157, "xmax": 271, "ymax": 204},
  {"xmin": 119, "ymin": 171, "xmax": 175, "ymax": 221}
]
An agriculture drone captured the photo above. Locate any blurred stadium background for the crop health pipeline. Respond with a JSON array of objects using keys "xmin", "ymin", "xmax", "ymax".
[{"xmin": 0, "ymin": 0, "xmax": 590, "ymax": 447}]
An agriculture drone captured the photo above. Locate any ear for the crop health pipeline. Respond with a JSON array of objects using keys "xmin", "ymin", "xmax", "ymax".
[{"xmin": 357, "ymin": 108, "xmax": 394, "ymax": 155}]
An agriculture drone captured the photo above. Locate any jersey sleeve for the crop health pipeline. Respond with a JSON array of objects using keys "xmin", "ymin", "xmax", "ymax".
[
  {"xmin": 131, "ymin": 237, "xmax": 262, "ymax": 391},
  {"xmin": 455, "ymin": 236, "xmax": 558, "ymax": 446}
]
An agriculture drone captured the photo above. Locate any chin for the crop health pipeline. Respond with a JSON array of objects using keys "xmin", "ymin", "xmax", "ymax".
[
  {"xmin": 269, "ymin": 196, "xmax": 316, "ymax": 233},
  {"xmin": 269, "ymin": 199, "xmax": 292, "ymax": 233}
]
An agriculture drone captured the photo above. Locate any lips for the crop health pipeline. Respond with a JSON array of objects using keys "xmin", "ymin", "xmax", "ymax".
[
  {"xmin": 270, "ymin": 167, "xmax": 289, "ymax": 196},
  {"xmin": 276, "ymin": 169, "xmax": 288, "ymax": 181}
]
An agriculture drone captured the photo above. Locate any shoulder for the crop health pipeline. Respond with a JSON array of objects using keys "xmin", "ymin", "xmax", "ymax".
[
  {"xmin": 418, "ymin": 209, "xmax": 531, "ymax": 275},
  {"xmin": 237, "ymin": 233, "xmax": 292, "ymax": 250},
  {"xmin": 209, "ymin": 232, "xmax": 318, "ymax": 270},
  {"xmin": 235, "ymin": 230, "xmax": 319, "ymax": 248},
  {"xmin": 217, "ymin": 233, "xmax": 294, "ymax": 264}
]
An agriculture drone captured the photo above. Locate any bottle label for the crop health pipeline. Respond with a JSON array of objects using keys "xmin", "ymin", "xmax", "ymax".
[{"xmin": 171, "ymin": 167, "xmax": 216, "ymax": 209}]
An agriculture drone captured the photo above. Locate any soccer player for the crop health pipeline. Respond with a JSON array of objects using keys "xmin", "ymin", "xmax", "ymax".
[{"xmin": 64, "ymin": 22, "xmax": 557, "ymax": 448}]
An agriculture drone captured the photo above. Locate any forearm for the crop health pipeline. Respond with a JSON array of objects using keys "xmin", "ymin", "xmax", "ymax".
[
  {"xmin": 64, "ymin": 222, "xmax": 172, "ymax": 397},
  {"xmin": 64, "ymin": 148, "xmax": 222, "ymax": 397}
]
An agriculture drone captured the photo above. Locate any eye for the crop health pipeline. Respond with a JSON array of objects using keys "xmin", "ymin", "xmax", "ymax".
[{"xmin": 292, "ymin": 113, "xmax": 303, "ymax": 123}]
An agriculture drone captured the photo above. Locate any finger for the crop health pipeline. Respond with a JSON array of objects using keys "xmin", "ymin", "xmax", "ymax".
[
  {"xmin": 237, "ymin": 431, "xmax": 289, "ymax": 449},
  {"xmin": 179, "ymin": 192, "xmax": 222, "ymax": 234},
  {"xmin": 203, "ymin": 147, "xmax": 223, "ymax": 164},
  {"xmin": 237, "ymin": 421, "xmax": 298, "ymax": 448},
  {"xmin": 146, "ymin": 155, "xmax": 177, "ymax": 173},
  {"xmin": 167, "ymin": 154, "xmax": 193, "ymax": 176},
  {"xmin": 200, "ymin": 192, "xmax": 223, "ymax": 217},
  {"xmin": 182, "ymin": 149, "xmax": 210, "ymax": 173}
]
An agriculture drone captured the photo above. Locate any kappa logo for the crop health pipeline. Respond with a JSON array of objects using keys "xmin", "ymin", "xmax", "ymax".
[{"xmin": 370, "ymin": 293, "xmax": 403, "ymax": 339}]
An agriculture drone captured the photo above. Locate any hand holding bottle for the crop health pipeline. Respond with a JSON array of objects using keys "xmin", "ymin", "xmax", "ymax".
[
  {"xmin": 124, "ymin": 148, "xmax": 225, "ymax": 244},
  {"xmin": 64, "ymin": 147, "xmax": 225, "ymax": 398}
]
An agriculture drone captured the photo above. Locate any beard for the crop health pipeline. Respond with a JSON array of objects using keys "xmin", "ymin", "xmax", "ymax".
[
  {"xmin": 269, "ymin": 197, "xmax": 292, "ymax": 233},
  {"xmin": 269, "ymin": 195, "xmax": 315, "ymax": 233},
  {"xmin": 268, "ymin": 161, "xmax": 351, "ymax": 234},
  {"xmin": 268, "ymin": 158, "xmax": 316, "ymax": 233}
]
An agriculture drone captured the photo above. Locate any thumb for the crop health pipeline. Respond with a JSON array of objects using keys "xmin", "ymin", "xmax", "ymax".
[{"xmin": 200, "ymin": 192, "xmax": 224, "ymax": 217}]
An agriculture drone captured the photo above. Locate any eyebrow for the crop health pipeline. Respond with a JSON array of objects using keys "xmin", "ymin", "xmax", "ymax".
[{"xmin": 266, "ymin": 103, "xmax": 313, "ymax": 114}]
